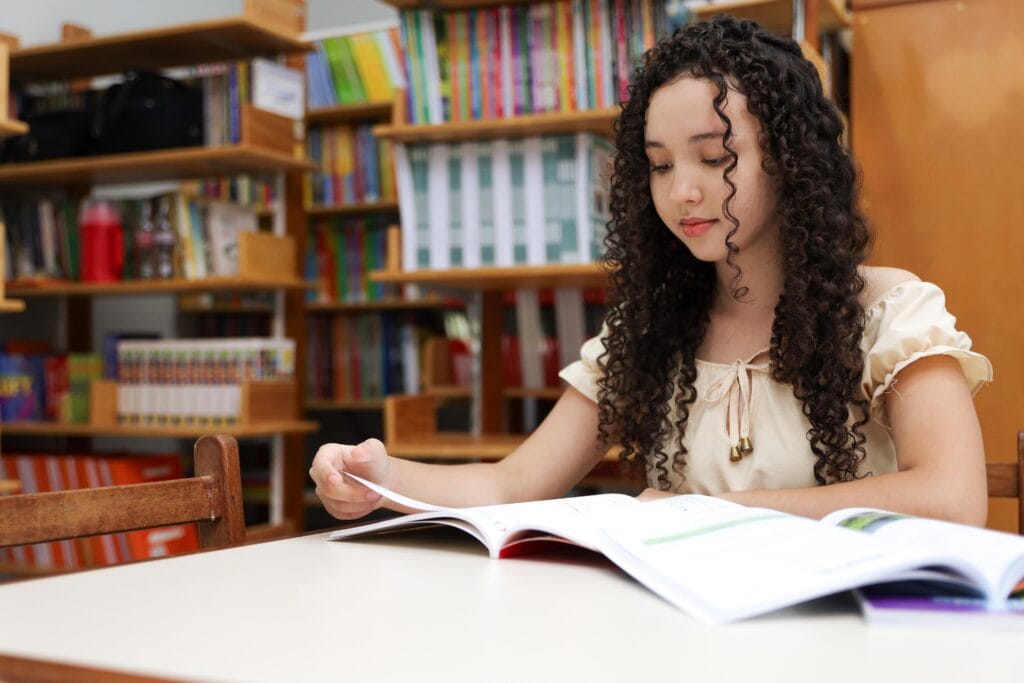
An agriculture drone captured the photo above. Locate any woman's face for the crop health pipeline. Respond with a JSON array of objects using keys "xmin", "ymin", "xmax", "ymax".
[{"xmin": 644, "ymin": 75, "xmax": 781, "ymax": 264}]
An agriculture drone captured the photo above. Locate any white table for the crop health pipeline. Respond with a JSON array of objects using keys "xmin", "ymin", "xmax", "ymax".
[{"xmin": 0, "ymin": 527, "xmax": 1017, "ymax": 683}]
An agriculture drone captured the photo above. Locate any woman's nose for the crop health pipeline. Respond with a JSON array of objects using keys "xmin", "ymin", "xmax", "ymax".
[{"xmin": 669, "ymin": 172, "xmax": 702, "ymax": 204}]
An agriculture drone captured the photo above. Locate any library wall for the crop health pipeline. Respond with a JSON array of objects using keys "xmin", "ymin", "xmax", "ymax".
[{"xmin": 852, "ymin": 0, "xmax": 1023, "ymax": 532}]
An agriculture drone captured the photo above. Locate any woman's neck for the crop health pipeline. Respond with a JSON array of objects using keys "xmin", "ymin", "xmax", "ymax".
[{"xmin": 711, "ymin": 251, "xmax": 784, "ymax": 321}]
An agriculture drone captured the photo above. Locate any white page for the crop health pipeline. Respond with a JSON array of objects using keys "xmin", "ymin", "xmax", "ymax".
[{"xmin": 596, "ymin": 495, "xmax": 939, "ymax": 624}]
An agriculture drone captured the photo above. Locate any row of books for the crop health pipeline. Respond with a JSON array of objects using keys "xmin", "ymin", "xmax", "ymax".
[
  {"xmin": 307, "ymin": 28, "xmax": 407, "ymax": 107},
  {"xmin": 305, "ymin": 218, "xmax": 399, "ymax": 304},
  {"xmin": 396, "ymin": 133, "xmax": 614, "ymax": 272},
  {"xmin": 0, "ymin": 351, "xmax": 101, "ymax": 423},
  {"xmin": 1, "ymin": 193, "xmax": 261, "ymax": 283},
  {"xmin": 115, "ymin": 338, "xmax": 295, "ymax": 426},
  {"xmin": 193, "ymin": 176, "xmax": 278, "ymax": 210},
  {"xmin": 305, "ymin": 123, "xmax": 397, "ymax": 207},
  {"xmin": 307, "ymin": 312, "xmax": 430, "ymax": 402},
  {"xmin": 0, "ymin": 453, "xmax": 199, "ymax": 570},
  {"xmin": 399, "ymin": 0, "xmax": 670, "ymax": 124},
  {"xmin": 502, "ymin": 288, "xmax": 603, "ymax": 391}
]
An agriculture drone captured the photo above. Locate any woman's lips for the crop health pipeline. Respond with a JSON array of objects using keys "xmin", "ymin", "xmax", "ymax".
[{"xmin": 681, "ymin": 219, "xmax": 716, "ymax": 237}]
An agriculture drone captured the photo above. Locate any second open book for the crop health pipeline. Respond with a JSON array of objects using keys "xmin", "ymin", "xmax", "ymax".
[{"xmin": 328, "ymin": 475, "xmax": 1024, "ymax": 625}]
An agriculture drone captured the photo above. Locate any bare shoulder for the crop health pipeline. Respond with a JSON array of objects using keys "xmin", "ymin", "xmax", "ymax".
[{"xmin": 858, "ymin": 265, "xmax": 921, "ymax": 307}]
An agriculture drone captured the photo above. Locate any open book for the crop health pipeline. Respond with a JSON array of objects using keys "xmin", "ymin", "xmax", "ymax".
[{"xmin": 328, "ymin": 475, "xmax": 1024, "ymax": 624}]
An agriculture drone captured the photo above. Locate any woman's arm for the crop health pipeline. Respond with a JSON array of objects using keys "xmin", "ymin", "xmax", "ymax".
[
  {"xmin": 311, "ymin": 387, "xmax": 607, "ymax": 517},
  {"xmin": 644, "ymin": 355, "xmax": 989, "ymax": 525}
]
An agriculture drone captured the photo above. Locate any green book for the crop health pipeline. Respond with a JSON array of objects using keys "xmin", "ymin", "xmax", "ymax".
[{"xmin": 322, "ymin": 36, "xmax": 366, "ymax": 104}]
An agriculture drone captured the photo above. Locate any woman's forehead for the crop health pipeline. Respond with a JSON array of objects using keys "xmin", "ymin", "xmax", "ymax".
[{"xmin": 645, "ymin": 76, "xmax": 754, "ymax": 140}]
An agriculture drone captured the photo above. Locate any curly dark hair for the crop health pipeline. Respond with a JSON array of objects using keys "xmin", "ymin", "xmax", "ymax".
[{"xmin": 597, "ymin": 15, "xmax": 872, "ymax": 489}]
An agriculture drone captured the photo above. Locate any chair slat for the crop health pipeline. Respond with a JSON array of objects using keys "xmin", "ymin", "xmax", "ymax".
[{"xmin": 0, "ymin": 477, "xmax": 219, "ymax": 547}]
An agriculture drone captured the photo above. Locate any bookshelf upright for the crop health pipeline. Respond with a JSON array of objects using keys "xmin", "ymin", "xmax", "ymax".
[{"xmin": 0, "ymin": 0, "xmax": 316, "ymax": 543}]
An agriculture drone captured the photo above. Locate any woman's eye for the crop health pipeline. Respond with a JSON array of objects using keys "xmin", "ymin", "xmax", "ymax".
[
  {"xmin": 702, "ymin": 155, "xmax": 729, "ymax": 167},
  {"xmin": 649, "ymin": 163, "xmax": 671, "ymax": 174}
]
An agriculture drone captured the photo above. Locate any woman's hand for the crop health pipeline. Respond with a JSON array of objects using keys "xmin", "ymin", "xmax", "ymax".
[{"xmin": 309, "ymin": 438, "xmax": 392, "ymax": 520}]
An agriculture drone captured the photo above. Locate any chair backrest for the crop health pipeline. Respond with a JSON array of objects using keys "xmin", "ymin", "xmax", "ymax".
[
  {"xmin": 986, "ymin": 431, "xmax": 1024, "ymax": 534},
  {"xmin": 0, "ymin": 434, "xmax": 245, "ymax": 551}
]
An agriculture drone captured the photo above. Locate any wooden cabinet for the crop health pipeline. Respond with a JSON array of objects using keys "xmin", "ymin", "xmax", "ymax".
[{"xmin": 851, "ymin": 0, "xmax": 1024, "ymax": 532}]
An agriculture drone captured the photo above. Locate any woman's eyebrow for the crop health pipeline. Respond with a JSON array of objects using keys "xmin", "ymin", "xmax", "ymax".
[{"xmin": 644, "ymin": 132, "xmax": 724, "ymax": 150}]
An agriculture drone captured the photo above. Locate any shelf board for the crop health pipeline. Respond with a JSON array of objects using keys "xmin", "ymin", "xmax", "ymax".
[
  {"xmin": 387, "ymin": 433, "xmax": 526, "ymax": 461},
  {"xmin": 0, "ymin": 420, "xmax": 318, "ymax": 438},
  {"xmin": 0, "ymin": 298, "xmax": 25, "ymax": 312},
  {"xmin": 691, "ymin": 0, "xmax": 851, "ymax": 32},
  {"xmin": 0, "ymin": 119, "xmax": 28, "ymax": 138},
  {"xmin": 177, "ymin": 302, "xmax": 276, "ymax": 314},
  {"xmin": 306, "ymin": 200, "xmax": 400, "ymax": 217},
  {"xmin": 0, "ymin": 479, "xmax": 20, "ymax": 494},
  {"xmin": 370, "ymin": 263, "xmax": 609, "ymax": 291},
  {"xmin": 306, "ymin": 297, "xmax": 459, "ymax": 312},
  {"xmin": 503, "ymin": 386, "xmax": 564, "ymax": 400},
  {"xmin": 388, "ymin": 433, "xmax": 620, "ymax": 462},
  {"xmin": 307, "ymin": 102, "xmax": 393, "ymax": 125},
  {"xmin": 10, "ymin": 16, "xmax": 310, "ymax": 84},
  {"xmin": 0, "ymin": 146, "xmax": 314, "ymax": 188},
  {"xmin": 374, "ymin": 108, "xmax": 618, "ymax": 144},
  {"xmin": 305, "ymin": 399, "xmax": 385, "ymax": 411},
  {"xmin": 7, "ymin": 277, "xmax": 312, "ymax": 297}
]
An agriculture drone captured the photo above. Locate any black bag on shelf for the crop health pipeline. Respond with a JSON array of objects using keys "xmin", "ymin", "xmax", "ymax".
[
  {"xmin": 0, "ymin": 93, "xmax": 97, "ymax": 162},
  {"xmin": 91, "ymin": 70, "xmax": 204, "ymax": 155}
]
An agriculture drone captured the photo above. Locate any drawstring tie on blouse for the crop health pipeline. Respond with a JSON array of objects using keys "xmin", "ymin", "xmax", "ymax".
[{"xmin": 703, "ymin": 359, "xmax": 757, "ymax": 463}]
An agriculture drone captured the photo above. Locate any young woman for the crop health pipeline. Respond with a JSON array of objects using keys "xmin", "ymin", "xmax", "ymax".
[{"xmin": 310, "ymin": 16, "xmax": 992, "ymax": 525}]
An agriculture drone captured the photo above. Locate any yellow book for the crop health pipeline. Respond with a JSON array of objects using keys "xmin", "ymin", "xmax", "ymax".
[{"xmin": 350, "ymin": 33, "xmax": 393, "ymax": 102}]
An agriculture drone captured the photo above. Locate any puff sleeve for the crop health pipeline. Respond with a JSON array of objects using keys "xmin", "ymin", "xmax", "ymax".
[
  {"xmin": 860, "ymin": 281, "xmax": 992, "ymax": 417},
  {"xmin": 558, "ymin": 325, "xmax": 609, "ymax": 403}
]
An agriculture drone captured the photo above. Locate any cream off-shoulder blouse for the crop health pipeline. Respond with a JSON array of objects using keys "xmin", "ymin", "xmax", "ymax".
[{"xmin": 559, "ymin": 280, "xmax": 993, "ymax": 494}]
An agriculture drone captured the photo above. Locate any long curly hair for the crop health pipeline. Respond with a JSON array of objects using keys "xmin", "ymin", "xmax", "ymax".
[{"xmin": 598, "ymin": 16, "xmax": 872, "ymax": 488}]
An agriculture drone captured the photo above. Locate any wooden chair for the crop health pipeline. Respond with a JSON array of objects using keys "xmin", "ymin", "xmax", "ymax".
[
  {"xmin": 0, "ymin": 434, "xmax": 245, "ymax": 552},
  {"xmin": 986, "ymin": 431, "xmax": 1024, "ymax": 534}
]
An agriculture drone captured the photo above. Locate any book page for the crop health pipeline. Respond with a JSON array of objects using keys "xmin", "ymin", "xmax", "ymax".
[
  {"xmin": 822, "ymin": 508, "xmax": 1024, "ymax": 600},
  {"xmin": 332, "ymin": 473, "xmax": 637, "ymax": 556},
  {"xmin": 595, "ymin": 495, "xmax": 938, "ymax": 624}
]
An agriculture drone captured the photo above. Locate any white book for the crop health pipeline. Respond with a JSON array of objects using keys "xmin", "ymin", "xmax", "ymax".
[
  {"xmin": 459, "ymin": 142, "xmax": 481, "ymax": 269},
  {"xmin": 427, "ymin": 144, "xmax": 451, "ymax": 270},
  {"xmin": 205, "ymin": 202, "xmax": 258, "ymax": 276},
  {"xmin": 575, "ymin": 133, "xmax": 594, "ymax": 263},
  {"xmin": 523, "ymin": 137, "xmax": 546, "ymax": 266},
  {"xmin": 491, "ymin": 139, "xmax": 514, "ymax": 267},
  {"xmin": 515, "ymin": 288, "xmax": 544, "ymax": 389},
  {"xmin": 393, "ymin": 144, "xmax": 418, "ymax": 272},
  {"xmin": 554, "ymin": 287, "xmax": 587, "ymax": 369},
  {"xmin": 331, "ymin": 474, "xmax": 1024, "ymax": 626}
]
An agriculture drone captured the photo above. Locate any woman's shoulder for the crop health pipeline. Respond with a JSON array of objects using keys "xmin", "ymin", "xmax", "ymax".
[{"xmin": 858, "ymin": 265, "xmax": 922, "ymax": 310}]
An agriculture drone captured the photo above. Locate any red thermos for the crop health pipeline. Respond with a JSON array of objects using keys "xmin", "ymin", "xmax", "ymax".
[{"xmin": 80, "ymin": 200, "xmax": 124, "ymax": 282}]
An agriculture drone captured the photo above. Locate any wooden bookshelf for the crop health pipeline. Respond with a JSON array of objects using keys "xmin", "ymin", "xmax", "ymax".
[
  {"xmin": 0, "ymin": 479, "xmax": 19, "ymax": 494},
  {"xmin": 305, "ymin": 297, "xmax": 459, "ymax": 313},
  {"xmin": 306, "ymin": 200, "xmax": 400, "ymax": 218},
  {"xmin": 387, "ymin": 432, "xmax": 526, "ymax": 460},
  {"xmin": 7, "ymin": 276, "xmax": 312, "ymax": 297},
  {"xmin": 305, "ymin": 399, "xmax": 385, "ymax": 411},
  {"xmin": 9, "ymin": 16, "xmax": 310, "ymax": 84},
  {"xmin": 371, "ymin": 263, "xmax": 609, "ymax": 291},
  {"xmin": 374, "ymin": 107, "xmax": 618, "ymax": 144},
  {"xmin": 307, "ymin": 102, "xmax": 393, "ymax": 126},
  {"xmin": 0, "ymin": 298, "xmax": 25, "ymax": 312},
  {"xmin": 382, "ymin": 0, "xmax": 530, "ymax": 9},
  {"xmin": 0, "ymin": 119, "xmax": 27, "ymax": 137},
  {"xmin": 691, "ymin": 0, "xmax": 851, "ymax": 33},
  {"xmin": 1, "ymin": 420, "xmax": 318, "ymax": 438},
  {"xmin": 178, "ymin": 301, "xmax": 275, "ymax": 314},
  {"xmin": 0, "ymin": 145, "xmax": 313, "ymax": 187},
  {"xmin": 503, "ymin": 386, "xmax": 564, "ymax": 400}
]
